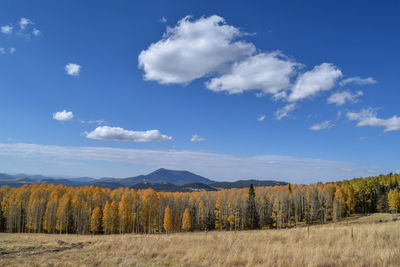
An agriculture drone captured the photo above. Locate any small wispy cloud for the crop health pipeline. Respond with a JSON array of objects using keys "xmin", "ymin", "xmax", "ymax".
[
  {"xmin": 32, "ymin": 28, "xmax": 40, "ymax": 36},
  {"xmin": 160, "ymin": 16, "xmax": 167, "ymax": 23},
  {"xmin": 275, "ymin": 103, "xmax": 296, "ymax": 120},
  {"xmin": 53, "ymin": 110, "xmax": 74, "ymax": 121},
  {"xmin": 257, "ymin": 114, "xmax": 266, "ymax": 122},
  {"xmin": 346, "ymin": 108, "xmax": 400, "ymax": 132},
  {"xmin": 310, "ymin": 120, "xmax": 334, "ymax": 131},
  {"xmin": 191, "ymin": 134, "xmax": 205, "ymax": 142},
  {"xmin": 65, "ymin": 63, "xmax": 82, "ymax": 76},
  {"xmin": 327, "ymin": 90, "xmax": 363, "ymax": 106},
  {"xmin": 340, "ymin": 76, "xmax": 376, "ymax": 86},
  {"xmin": 1, "ymin": 25, "xmax": 13, "ymax": 34},
  {"xmin": 19, "ymin": 18, "xmax": 33, "ymax": 30}
]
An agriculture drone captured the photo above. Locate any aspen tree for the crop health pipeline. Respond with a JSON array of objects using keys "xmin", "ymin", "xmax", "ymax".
[
  {"xmin": 56, "ymin": 192, "xmax": 71, "ymax": 234},
  {"xmin": 102, "ymin": 201, "xmax": 112, "ymax": 234},
  {"xmin": 163, "ymin": 206, "xmax": 173, "ymax": 233},
  {"xmin": 110, "ymin": 200, "xmax": 119, "ymax": 233},
  {"xmin": 90, "ymin": 206, "xmax": 102, "ymax": 233},
  {"xmin": 388, "ymin": 189, "xmax": 400, "ymax": 212},
  {"xmin": 44, "ymin": 190, "xmax": 61, "ymax": 233},
  {"xmin": 182, "ymin": 208, "xmax": 191, "ymax": 231}
]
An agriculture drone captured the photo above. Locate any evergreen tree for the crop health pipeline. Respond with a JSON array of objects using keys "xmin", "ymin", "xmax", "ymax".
[{"xmin": 245, "ymin": 184, "xmax": 259, "ymax": 229}]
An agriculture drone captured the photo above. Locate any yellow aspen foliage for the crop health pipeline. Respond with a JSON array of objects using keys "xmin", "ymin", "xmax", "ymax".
[
  {"xmin": 215, "ymin": 196, "xmax": 221, "ymax": 230},
  {"xmin": 388, "ymin": 189, "xmax": 400, "ymax": 212},
  {"xmin": 1, "ymin": 172, "xmax": 400, "ymax": 234},
  {"xmin": 163, "ymin": 206, "xmax": 173, "ymax": 233},
  {"xmin": 333, "ymin": 186, "xmax": 345, "ymax": 222},
  {"xmin": 102, "ymin": 201, "xmax": 112, "ymax": 234},
  {"xmin": 110, "ymin": 200, "xmax": 119, "ymax": 233},
  {"xmin": 141, "ymin": 189, "xmax": 161, "ymax": 233},
  {"xmin": 90, "ymin": 206, "xmax": 102, "ymax": 233},
  {"xmin": 182, "ymin": 208, "xmax": 191, "ymax": 231},
  {"xmin": 118, "ymin": 191, "xmax": 133, "ymax": 233},
  {"xmin": 56, "ymin": 192, "xmax": 71, "ymax": 234},
  {"xmin": 44, "ymin": 190, "xmax": 61, "ymax": 233}
]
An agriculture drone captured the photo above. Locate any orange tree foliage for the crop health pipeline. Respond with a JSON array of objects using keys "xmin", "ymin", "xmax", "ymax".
[
  {"xmin": 181, "ymin": 208, "xmax": 191, "ymax": 231},
  {"xmin": 0, "ymin": 173, "xmax": 399, "ymax": 234},
  {"xmin": 163, "ymin": 206, "xmax": 173, "ymax": 233}
]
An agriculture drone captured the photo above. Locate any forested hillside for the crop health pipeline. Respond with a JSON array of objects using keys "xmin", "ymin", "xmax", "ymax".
[{"xmin": 0, "ymin": 173, "xmax": 399, "ymax": 234}]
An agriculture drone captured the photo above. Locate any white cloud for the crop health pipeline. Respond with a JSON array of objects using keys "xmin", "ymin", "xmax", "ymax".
[
  {"xmin": 9, "ymin": 47, "xmax": 16, "ymax": 54},
  {"xmin": 53, "ymin": 110, "xmax": 74, "ymax": 121},
  {"xmin": 19, "ymin": 18, "xmax": 33, "ymax": 30},
  {"xmin": 346, "ymin": 108, "xmax": 400, "ymax": 132},
  {"xmin": 32, "ymin": 28, "xmax": 40, "ymax": 36},
  {"xmin": 206, "ymin": 52, "xmax": 298, "ymax": 96},
  {"xmin": 340, "ymin": 76, "xmax": 376, "ymax": 86},
  {"xmin": 0, "ymin": 142, "xmax": 384, "ymax": 183},
  {"xmin": 0, "ymin": 47, "xmax": 5, "ymax": 55},
  {"xmin": 327, "ymin": 90, "xmax": 363, "ymax": 106},
  {"xmin": 288, "ymin": 63, "xmax": 342, "ymax": 102},
  {"xmin": 87, "ymin": 119, "xmax": 105, "ymax": 125},
  {"xmin": 138, "ymin": 15, "xmax": 379, "ymax": 122},
  {"xmin": 65, "ymin": 63, "xmax": 81, "ymax": 76},
  {"xmin": 160, "ymin": 17, "xmax": 167, "ymax": 23},
  {"xmin": 1, "ymin": 25, "xmax": 13, "ymax": 34},
  {"xmin": 257, "ymin": 114, "xmax": 266, "ymax": 122},
  {"xmin": 138, "ymin": 15, "xmax": 255, "ymax": 84},
  {"xmin": 85, "ymin": 126, "xmax": 172, "ymax": 142},
  {"xmin": 275, "ymin": 103, "xmax": 296, "ymax": 120},
  {"xmin": 191, "ymin": 134, "xmax": 205, "ymax": 142},
  {"xmin": 310, "ymin": 120, "xmax": 334, "ymax": 131}
]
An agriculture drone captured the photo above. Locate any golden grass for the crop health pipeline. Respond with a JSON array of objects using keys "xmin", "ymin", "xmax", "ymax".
[{"xmin": 1, "ymin": 213, "xmax": 400, "ymax": 267}]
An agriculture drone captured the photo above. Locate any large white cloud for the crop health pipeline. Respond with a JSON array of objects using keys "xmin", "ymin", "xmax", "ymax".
[
  {"xmin": 138, "ymin": 15, "xmax": 255, "ymax": 84},
  {"xmin": 65, "ymin": 63, "xmax": 81, "ymax": 76},
  {"xmin": 206, "ymin": 52, "xmax": 298, "ymax": 96},
  {"xmin": 85, "ymin": 126, "xmax": 172, "ymax": 142},
  {"xmin": 288, "ymin": 63, "xmax": 342, "ymax": 102},
  {"xmin": 53, "ymin": 110, "xmax": 74, "ymax": 121},
  {"xmin": 327, "ymin": 90, "xmax": 363, "ymax": 106},
  {"xmin": 346, "ymin": 108, "xmax": 400, "ymax": 132},
  {"xmin": 138, "ymin": 15, "xmax": 385, "ymax": 122}
]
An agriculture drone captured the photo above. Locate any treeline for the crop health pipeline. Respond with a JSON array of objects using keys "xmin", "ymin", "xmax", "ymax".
[{"xmin": 0, "ymin": 173, "xmax": 399, "ymax": 234}]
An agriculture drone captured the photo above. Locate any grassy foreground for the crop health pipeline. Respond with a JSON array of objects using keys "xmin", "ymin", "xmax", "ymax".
[{"xmin": 1, "ymin": 213, "xmax": 400, "ymax": 267}]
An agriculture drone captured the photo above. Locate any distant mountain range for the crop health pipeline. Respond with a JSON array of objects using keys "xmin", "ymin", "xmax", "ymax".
[{"xmin": 0, "ymin": 168, "xmax": 288, "ymax": 191}]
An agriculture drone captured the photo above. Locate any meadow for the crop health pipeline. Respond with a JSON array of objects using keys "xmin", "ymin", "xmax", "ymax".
[{"xmin": 1, "ymin": 213, "xmax": 399, "ymax": 267}]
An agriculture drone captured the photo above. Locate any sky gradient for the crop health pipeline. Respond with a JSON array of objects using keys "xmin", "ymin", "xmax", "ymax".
[{"xmin": 0, "ymin": 0, "xmax": 399, "ymax": 183}]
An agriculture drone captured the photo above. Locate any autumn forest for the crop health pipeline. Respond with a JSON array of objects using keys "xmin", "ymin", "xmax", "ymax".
[{"xmin": 1, "ymin": 173, "xmax": 400, "ymax": 235}]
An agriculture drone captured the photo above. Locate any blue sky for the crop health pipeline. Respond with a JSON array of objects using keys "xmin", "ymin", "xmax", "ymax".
[{"xmin": 0, "ymin": 0, "xmax": 399, "ymax": 183}]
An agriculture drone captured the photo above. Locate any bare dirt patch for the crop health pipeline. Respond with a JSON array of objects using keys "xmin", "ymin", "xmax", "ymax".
[{"xmin": 0, "ymin": 240, "xmax": 91, "ymax": 257}]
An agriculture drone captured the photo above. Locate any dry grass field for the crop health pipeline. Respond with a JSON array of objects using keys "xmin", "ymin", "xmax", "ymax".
[{"xmin": 1, "ymin": 213, "xmax": 400, "ymax": 267}]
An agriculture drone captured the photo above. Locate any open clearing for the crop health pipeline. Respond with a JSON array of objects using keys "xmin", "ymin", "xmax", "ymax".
[{"xmin": 0, "ymin": 213, "xmax": 399, "ymax": 267}]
